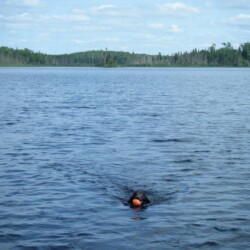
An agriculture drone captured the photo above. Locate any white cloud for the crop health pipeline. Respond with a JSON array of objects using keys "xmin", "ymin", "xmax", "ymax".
[
  {"xmin": 73, "ymin": 38, "xmax": 120, "ymax": 44},
  {"xmin": 168, "ymin": 24, "xmax": 182, "ymax": 33},
  {"xmin": 227, "ymin": 14, "xmax": 250, "ymax": 26},
  {"xmin": 0, "ymin": 12, "xmax": 89, "ymax": 23},
  {"xmin": 135, "ymin": 32, "xmax": 157, "ymax": 40},
  {"xmin": 18, "ymin": 38, "xmax": 28, "ymax": 42},
  {"xmin": 222, "ymin": 0, "xmax": 250, "ymax": 9},
  {"xmin": 73, "ymin": 5, "xmax": 118, "ymax": 17},
  {"xmin": 22, "ymin": 0, "xmax": 41, "ymax": 7},
  {"xmin": 6, "ymin": 0, "xmax": 42, "ymax": 7},
  {"xmin": 242, "ymin": 29, "xmax": 250, "ymax": 34},
  {"xmin": 74, "ymin": 39, "xmax": 84, "ymax": 44},
  {"xmin": 90, "ymin": 4, "xmax": 119, "ymax": 16},
  {"xmin": 53, "ymin": 14, "xmax": 89, "ymax": 21},
  {"xmin": 73, "ymin": 25, "xmax": 112, "ymax": 32},
  {"xmin": 4, "ymin": 22, "xmax": 30, "ymax": 30},
  {"xmin": 87, "ymin": 4, "xmax": 139, "ymax": 17},
  {"xmin": 156, "ymin": 2, "xmax": 200, "ymax": 15},
  {"xmin": 148, "ymin": 22, "xmax": 165, "ymax": 30},
  {"xmin": 0, "ymin": 13, "xmax": 35, "ymax": 22},
  {"xmin": 96, "ymin": 4, "xmax": 116, "ymax": 11},
  {"xmin": 148, "ymin": 23, "xmax": 182, "ymax": 33}
]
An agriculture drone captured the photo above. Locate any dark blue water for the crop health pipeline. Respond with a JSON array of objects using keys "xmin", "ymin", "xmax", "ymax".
[{"xmin": 0, "ymin": 67, "xmax": 250, "ymax": 249}]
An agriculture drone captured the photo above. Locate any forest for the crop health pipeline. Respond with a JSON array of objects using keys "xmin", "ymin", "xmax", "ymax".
[{"xmin": 0, "ymin": 42, "xmax": 250, "ymax": 67}]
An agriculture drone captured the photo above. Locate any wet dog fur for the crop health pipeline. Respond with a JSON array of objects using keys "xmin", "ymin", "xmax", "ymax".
[{"xmin": 128, "ymin": 190, "xmax": 150, "ymax": 207}]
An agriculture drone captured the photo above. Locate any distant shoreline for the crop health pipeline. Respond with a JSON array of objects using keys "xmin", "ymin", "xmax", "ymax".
[
  {"xmin": 0, "ymin": 65, "xmax": 249, "ymax": 68},
  {"xmin": 1, "ymin": 43, "xmax": 250, "ymax": 67}
]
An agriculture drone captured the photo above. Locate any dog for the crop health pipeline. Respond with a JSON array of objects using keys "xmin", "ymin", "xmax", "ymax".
[{"xmin": 128, "ymin": 190, "xmax": 150, "ymax": 207}]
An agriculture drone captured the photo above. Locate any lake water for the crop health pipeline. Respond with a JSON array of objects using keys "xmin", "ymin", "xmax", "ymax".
[{"xmin": 0, "ymin": 67, "xmax": 250, "ymax": 249}]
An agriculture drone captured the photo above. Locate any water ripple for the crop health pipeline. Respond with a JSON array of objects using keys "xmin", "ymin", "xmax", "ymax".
[{"xmin": 0, "ymin": 67, "xmax": 250, "ymax": 249}]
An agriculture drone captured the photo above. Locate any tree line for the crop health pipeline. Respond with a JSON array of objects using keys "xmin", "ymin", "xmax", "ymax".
[{"xmin": 0, "ymin": 42, "xmax": 250, "ymax": 67}]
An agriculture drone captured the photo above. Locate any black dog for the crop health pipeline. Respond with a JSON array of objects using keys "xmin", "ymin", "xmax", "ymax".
[{"xmin": 128, "ymin": 190, "xmax": 150, "ymax": 207}]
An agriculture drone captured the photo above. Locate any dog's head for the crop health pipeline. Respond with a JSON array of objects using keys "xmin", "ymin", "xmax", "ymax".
[{"xmin": 129, "ymin": 190, "xmax": 150, "ymax": 207}]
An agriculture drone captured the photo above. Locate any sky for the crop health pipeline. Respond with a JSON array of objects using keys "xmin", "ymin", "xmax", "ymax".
[{"xmin": 0, "ymin": 0, "xmax": 250, "ymax": 55}]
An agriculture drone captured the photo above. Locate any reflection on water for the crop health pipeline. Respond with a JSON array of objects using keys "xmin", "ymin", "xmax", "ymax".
[{"xmin": 0, "ymin": 67, "xmax": 250, "ymax": 249}]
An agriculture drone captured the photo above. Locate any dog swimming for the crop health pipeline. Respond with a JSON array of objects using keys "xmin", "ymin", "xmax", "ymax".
[{"xmin": 128, "ymin": 190, "xmax": 150, "ymax": 208}]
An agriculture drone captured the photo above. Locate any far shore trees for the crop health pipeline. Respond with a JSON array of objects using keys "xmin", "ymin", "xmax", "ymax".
[{"xmin": 0, "ymin": 42, "xmax": 250, "ymax": 67}]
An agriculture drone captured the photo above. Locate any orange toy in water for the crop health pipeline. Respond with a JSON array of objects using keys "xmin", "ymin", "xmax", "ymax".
[{"xmin": 132, "ymin": 199, "xmax": 142, "ymax": 206}]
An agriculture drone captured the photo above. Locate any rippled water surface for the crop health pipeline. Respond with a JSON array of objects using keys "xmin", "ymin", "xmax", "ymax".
[{"xmin": 0, "ymin": 67, "xmax": 250, "ymax": 249}]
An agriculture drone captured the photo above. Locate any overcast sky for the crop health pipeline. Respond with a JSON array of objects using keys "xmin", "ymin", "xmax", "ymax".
[{"xmin": 1, "ymin": 0, "xmax": 250, "ymax": 54}]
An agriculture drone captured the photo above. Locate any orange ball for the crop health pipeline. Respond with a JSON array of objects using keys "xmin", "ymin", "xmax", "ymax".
[{"xmin": 132, "ymin": 199, "xmax": 142, "ymax": 206}]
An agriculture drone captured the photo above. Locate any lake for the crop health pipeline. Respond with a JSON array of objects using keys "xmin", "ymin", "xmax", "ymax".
[{"xmin": 0, "ymin": 67, "xmax": 250, "ymax": 249}]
